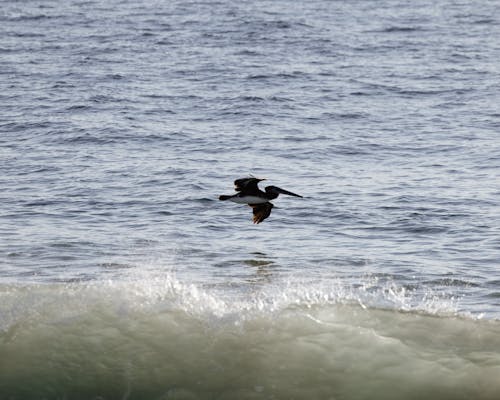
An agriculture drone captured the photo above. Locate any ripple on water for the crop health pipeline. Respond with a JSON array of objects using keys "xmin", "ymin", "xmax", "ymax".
[{"xmin": 1, "ymin": 0, "xmax": 500, "ymax": 320}]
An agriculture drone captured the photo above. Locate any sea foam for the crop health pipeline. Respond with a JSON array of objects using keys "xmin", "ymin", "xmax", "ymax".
[{"xmin": 1, "ymin": 272, "xmax": 499, "ymax": 399}]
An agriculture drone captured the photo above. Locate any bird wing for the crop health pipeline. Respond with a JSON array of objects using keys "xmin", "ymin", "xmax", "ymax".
[
  {"xmin": 250, "ymin": 202, "xmax": 274, "ymax": 224},
  {"xmin": 234, "ymin": 177, "xmax": 261, "ymax": 192}
]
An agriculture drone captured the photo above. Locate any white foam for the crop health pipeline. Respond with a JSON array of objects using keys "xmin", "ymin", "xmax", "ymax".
[{"xmin": 2, "ymin": 270, "xmax": 500, "ymax": 399}]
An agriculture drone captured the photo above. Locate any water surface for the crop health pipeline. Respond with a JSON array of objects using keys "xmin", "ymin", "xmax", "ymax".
[{"xmin": 1, "ymin": 0, "xmax": 500, "ymax": 398}]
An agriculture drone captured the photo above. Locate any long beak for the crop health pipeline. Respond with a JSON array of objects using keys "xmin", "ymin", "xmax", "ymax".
[{"xmin": 275, "ymin": 186, "xmax": 302, "ymax": 198}]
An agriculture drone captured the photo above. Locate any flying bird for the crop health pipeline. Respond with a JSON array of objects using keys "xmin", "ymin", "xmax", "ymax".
[{"xmin": 219, "ymin": 177, "xmax": 303, "ymax": 224}]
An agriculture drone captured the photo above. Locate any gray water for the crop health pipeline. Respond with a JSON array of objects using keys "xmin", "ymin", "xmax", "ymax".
[{"xmin": 1, "ymin": 0, "xmax": 500, "ymax": 398}]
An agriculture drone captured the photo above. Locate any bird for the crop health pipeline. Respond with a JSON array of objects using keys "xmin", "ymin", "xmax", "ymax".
[{"xmin": 219, "ymin": 177, "xmax": 303, "ymax": 224}]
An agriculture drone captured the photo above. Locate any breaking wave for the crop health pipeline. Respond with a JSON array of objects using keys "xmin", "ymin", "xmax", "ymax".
[{"xmin": 1, "ymin": 271, "xmax": 500, "ymax": 399}]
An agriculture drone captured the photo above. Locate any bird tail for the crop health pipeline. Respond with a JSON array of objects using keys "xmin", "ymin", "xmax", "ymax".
[{"xmin": 219, "ymin": 195, "xmax": 233, "ymax": 201}]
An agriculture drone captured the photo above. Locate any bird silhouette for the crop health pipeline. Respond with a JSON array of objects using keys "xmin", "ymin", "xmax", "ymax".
[{"xmin": 219, "ymin": 177, "xmax": 302, "ymax": 223}]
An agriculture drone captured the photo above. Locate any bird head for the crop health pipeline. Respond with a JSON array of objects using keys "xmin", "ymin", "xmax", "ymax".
[{"xmin": 265, "ymin": 186, "xmax": 303, "ymax": 198}]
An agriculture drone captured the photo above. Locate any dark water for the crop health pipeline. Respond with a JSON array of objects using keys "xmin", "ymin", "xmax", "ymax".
[{"xmin": 1, "ymin": 0, "xmax": 500, "ymax": 398}]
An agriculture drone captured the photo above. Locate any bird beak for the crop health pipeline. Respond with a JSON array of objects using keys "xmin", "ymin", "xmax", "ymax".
[{"xmin": 275, "ymin": 187, "xmax": 302, "ymax": 198}]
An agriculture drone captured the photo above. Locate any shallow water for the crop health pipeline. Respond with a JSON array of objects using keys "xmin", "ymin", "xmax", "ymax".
[{"xmin": 1, "ymin": 0, "xmax": 500, "ymax": 397}]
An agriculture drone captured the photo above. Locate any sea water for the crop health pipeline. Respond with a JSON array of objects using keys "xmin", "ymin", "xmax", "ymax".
[{"xmin": 1, "ymin": 0, "xmax": 500, "ymax": 398}]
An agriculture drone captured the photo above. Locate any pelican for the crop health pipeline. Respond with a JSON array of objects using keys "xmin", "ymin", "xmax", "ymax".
[{"xmin": 219, "ymin": 177, "xmax": 302, "ymax": 224}]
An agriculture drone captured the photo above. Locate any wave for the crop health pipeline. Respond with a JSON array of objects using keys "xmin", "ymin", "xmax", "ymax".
[{"xmin": 1, "ymin": 274, "xmax": 500, "ymax": 399}]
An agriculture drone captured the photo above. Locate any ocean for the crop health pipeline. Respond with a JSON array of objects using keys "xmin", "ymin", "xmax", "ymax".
[{"xmin": 1, "ymin": 0, "xmax": 500, "ymax": 398}]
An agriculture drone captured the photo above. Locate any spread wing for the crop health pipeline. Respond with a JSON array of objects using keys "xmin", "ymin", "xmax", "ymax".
[
  {"xmin": 234, "ymin": 177, "xmax": 261, "ymax": 192},
  {"xmin": 250, "ymin": 202, "xmax": 274, "ymax": 224}
]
